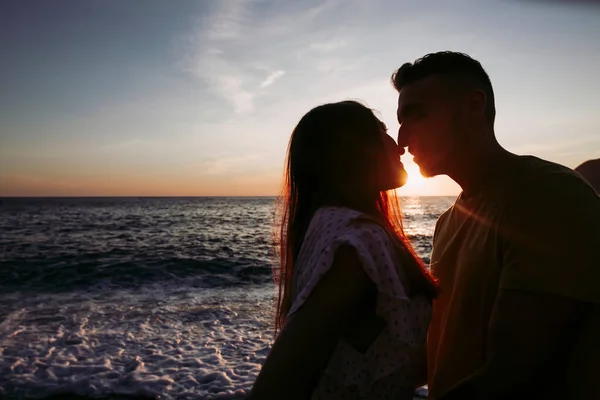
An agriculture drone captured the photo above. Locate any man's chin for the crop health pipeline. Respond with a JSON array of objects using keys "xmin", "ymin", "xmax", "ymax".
[
  {"xmin": 419, "ymin": 170, "xmax": 435, "ymax": 179},
  {"xmin": 416, "ymin": 163, "xmax": 436, "ymax": 178}
]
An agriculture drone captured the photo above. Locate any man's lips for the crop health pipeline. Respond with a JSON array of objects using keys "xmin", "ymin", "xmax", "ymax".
[{"xmin": 407, "ymin": 148, "xmax": 420, "ymax": 161}]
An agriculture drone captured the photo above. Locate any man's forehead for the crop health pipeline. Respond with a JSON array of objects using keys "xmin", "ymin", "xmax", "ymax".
[{"xmin": 397, "ymin": 75, "xmax": 445, "ymax": 107}]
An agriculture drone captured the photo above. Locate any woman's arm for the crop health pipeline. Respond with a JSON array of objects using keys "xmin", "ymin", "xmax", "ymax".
[{"xmin": 250, "ymin": 245, "xmax": 373, "ymax": 399}]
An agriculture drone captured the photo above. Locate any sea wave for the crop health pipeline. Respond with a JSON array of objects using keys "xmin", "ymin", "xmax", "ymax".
[
  {"xmin": 0, "ymin": 233, "xmax": 431, "ymax": 292},
  {"xmin": 0, "ymin": 257, "xmax": 273, "ymax": 292}
]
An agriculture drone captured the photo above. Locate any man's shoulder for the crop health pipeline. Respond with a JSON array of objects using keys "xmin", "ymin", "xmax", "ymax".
[
  {"xmin": 515, "ymin": 155, "xmax": 579, "ymax": 181},
  {"xmin": 437, "ymin": 204, "xmax": 455, "ymax": 223},
  {"xmin": 432, "ymin": 200, "xmax": 459, "ymax": 242},
  {"xmin": 510, "ymin": 155, "xmax": 598, "ymax": 203},
  {"xmin": 503, "ymin": 156, "xmax": 600, "ymax": 231}
]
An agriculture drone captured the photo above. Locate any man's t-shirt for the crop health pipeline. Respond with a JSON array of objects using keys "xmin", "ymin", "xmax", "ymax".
[{"xmin": 427, "ymin": 156, "xmax": 600, "ymax": 399}]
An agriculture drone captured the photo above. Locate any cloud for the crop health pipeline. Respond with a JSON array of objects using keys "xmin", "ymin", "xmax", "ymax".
[
  {"xmin": 302, "ymin": 0, "xmax": 348, "ymax": 23},
  {"xmin": 183, "ymin": 0, "xmax": 257, "ymax": 113},
  {"xmin": 309, "ymin": 39, "xmax": 347, "ymax": 52},
  {"xmin": 512, "ymin": 0, "xmax": 600, "ymax": 5},
  {"xmin": 206, "ymin": 0, "xmax": 247, "ymax": 41},
  {"xmin": 181, "ymin": 0, "xmax": 351, "ymax": 114},
  {"xmin": 260, "ymin": 70, "xmax": 286, "ymax": 88}
]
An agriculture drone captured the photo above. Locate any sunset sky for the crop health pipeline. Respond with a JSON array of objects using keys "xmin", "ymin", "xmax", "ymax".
[{"xmin": 1, "ymin": 0, "xmax": 599, "ymax": 197}]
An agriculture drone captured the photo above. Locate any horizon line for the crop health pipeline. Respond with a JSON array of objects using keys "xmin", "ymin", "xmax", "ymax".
[{"xmin": 0, "ymin": 194, "xmax": 459, "ymax": 199}]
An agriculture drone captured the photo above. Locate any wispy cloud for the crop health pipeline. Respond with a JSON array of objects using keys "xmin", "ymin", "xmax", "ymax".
[
  {"xmin": 206, "ymin": 0, "xmax": 247, "ymax": 41},
  {"xmin": 302, "ymin": 0, "xmax": 348, "ymax": 23},
  {"xmin": 309, "ymin": 38, "xmax": 347, "ymax": 52},
  {"xmin": 184, "ymin": 1, "xmax": 257, "ymax": 113},
  {"xmin": 260, "ymin": 70, "xmax": 286, "ymax": 88},
  {"xmin": 181, "ymin": 0, "xmax": 351, "ymax": 114}
]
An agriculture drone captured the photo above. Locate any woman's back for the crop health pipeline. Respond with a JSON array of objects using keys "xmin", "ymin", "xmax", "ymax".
[{"xmin": 290, "ymin": 207, "xmax": 431, "ymax": 400}]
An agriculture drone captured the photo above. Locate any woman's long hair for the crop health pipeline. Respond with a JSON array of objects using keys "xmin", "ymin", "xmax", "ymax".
[{"xmin": 274, "ymin": 101, "xmax": 438, "ymax": 332}]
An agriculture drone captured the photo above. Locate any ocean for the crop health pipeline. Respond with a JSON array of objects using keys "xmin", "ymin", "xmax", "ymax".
[{"xmin": 0, "ymin": 196, "xmax": 455, "ymax": 399}]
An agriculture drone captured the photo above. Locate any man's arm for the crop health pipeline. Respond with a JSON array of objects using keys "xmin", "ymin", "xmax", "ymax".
[
  {"xmin": 440, "ymin": 289, "xmax": 587, "ymax": 400},
  {"xmin": 250, "ymin": 245, "xmax": 373, "ymax": 399}
]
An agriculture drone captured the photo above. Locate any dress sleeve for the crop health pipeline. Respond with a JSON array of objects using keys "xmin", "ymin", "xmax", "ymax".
[
  {"xmin": 288, "ymin": 212, "xmax": 430, "ymax": 391},
  {"xmin": 288, "ymin": 220, "xmax": 409, "ymax": 317}
]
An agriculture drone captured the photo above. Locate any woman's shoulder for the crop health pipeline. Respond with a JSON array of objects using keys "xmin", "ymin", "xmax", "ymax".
[
  {"xmin": 302, "ymin": 207, "xmax": 395, "ymax": 260},
  {"xmin": 311, "ymin": 206, "xmax": 363, "ymax": 224},
  {"xmin": 308, "ymin": 207, "xmax": 387, "ymax": 235},
  {"xmin": 297, "ymin": 207, "xmax": 392, "ymax": 274}
]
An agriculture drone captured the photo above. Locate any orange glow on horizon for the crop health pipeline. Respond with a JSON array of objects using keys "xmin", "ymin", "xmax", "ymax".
[{"xmin": 1, "ymin": 160, "xmax": 461, "ymax": 197}]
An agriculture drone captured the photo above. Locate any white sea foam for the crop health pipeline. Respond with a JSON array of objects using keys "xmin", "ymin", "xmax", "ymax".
[{"xmin": 0, "ymin": 284, "xmax": 274, "ymax": 399}]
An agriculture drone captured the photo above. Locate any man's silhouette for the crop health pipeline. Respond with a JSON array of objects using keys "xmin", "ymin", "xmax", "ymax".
[{"xmin": 392, "ymin": 51, "xmax": 600, "ymax": 400}]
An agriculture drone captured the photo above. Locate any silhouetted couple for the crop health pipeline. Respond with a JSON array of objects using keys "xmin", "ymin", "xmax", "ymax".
[{"xmin": 250, "ymin": 52, "xmax": 600, "ymax": 399}]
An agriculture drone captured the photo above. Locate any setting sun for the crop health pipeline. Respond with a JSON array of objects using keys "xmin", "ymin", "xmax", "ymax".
[
  {"xmin": 393, "ymin": 158, "xmax": 461, "ymax": 196},
  {"xmin": 402, "ymin": 161, "xmax": 427, "ymax": 191},
  {"xmin": 395, "ymin": 159, "xmax": 427, "ymax": 196}
]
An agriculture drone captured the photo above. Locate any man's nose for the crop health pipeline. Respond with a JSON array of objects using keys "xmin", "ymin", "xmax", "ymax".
[
  {"xmin": 397, "ymin": 145, "xmax": 406, "ymax": 157},
  {"xmin": 397, "ymin": 124, "xmax": 409, "ymax": 148}
]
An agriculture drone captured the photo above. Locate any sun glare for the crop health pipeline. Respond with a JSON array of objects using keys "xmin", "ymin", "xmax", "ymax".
[
  {"xmin": 393, "ymin": 158, "xmax": 436, "ymax": 197},
  {"xmin": 401, "ymin": 161, "xmax": 426, "ymax": 191}
]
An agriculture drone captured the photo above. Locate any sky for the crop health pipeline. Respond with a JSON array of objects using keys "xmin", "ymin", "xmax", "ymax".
[{"xmin": 1, "ymin": 0, "xmax": 599, "ymax": 197}]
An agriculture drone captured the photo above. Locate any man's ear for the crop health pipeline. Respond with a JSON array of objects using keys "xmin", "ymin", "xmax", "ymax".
[{"xmin": 467, "ymin": 89, "xmax": 487, "ymax": 119}]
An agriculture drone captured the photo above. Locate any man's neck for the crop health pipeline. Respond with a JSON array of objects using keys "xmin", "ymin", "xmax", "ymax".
[{"xmin": 449, "ymin": 145, "xmax": 517, "ymax": 198}]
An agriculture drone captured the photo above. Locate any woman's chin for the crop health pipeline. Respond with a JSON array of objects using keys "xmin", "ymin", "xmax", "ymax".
[
  {"xmin": 396, "ymin": 169, "xmax": 409, "ymax": 188},
  {"xmin": 382, "ymin": 168, "xmax": 408, "ymax": 190}
]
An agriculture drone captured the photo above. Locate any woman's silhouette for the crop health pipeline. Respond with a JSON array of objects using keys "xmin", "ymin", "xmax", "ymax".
[{"xmin": 251, "ymin": 101, "xmax": 438, "ymax": 399}]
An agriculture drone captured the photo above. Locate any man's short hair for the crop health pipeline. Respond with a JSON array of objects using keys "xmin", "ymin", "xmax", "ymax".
[{"xmin": 392, "ymin": 51, "xmax": 496, "ymax": 124}]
